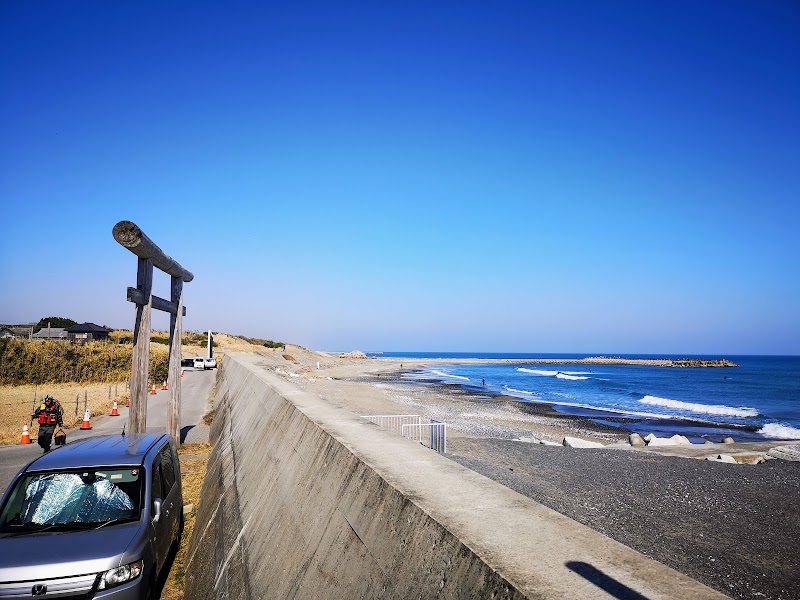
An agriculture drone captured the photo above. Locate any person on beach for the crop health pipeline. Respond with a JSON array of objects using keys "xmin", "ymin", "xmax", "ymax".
[{"xmin": 32, "ymin": 395, "xmax": 63, "ymax": 453}]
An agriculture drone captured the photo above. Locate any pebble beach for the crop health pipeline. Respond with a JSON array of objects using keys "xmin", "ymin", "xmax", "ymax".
[{"xmin": 260, "ymin": 347, "xmax": 800, "ymax": 600}]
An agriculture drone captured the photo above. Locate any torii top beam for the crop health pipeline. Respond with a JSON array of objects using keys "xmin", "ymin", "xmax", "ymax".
[{"xmin": 112, "ymin": 220, "xmax": 194, "ymax": 282}]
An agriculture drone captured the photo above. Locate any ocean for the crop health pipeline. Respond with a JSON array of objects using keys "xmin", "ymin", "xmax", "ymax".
[{"xmin": 368, "ymin": 353, "xmax": 800, "ymax": 443}]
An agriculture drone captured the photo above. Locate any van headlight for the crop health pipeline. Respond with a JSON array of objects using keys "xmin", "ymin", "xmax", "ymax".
[{"xmin": 97, "ymin": 560, "xmax": 143, "ymax": 590}]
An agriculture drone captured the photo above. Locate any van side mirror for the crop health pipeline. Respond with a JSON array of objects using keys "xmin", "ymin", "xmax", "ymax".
[{"xmin": 152, "ymin": 498, "xmax": 162, "ymax": 523}]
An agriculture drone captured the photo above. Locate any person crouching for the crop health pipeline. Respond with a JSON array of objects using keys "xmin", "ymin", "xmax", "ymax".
[{"xmin": 32, "ymin": 395, "xmax": 64, "ymax": 453}]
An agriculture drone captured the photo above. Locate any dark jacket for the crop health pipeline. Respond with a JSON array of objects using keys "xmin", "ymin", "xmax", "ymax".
[{"xmin": 33, "ymin": 399, "xmax": 64, "ymax": 427}]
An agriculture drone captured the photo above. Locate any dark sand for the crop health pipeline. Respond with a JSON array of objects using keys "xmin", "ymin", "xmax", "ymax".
[
  {"xmin": 447, "ymin": 438, "xmax": 799, "ymax": 600},
  {"xmin": 277, "ymin": 352, "xmax": 799, "ymax": 600},
  {"xmin": 361, "ymin": 374, "xmax": 800, "ymax": 600}
]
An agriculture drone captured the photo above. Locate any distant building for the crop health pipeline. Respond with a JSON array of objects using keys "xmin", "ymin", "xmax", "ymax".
[
  {"xmin": 32, "ymin": 327, "xmax": 69, "ymax": 340},
  {"xmin": 0, "ymin": 325, "xmax": 34, "ymax": 338},
  {"xmin": 67, "ymin": 323, "xmax": 112, "ymax": 344}
]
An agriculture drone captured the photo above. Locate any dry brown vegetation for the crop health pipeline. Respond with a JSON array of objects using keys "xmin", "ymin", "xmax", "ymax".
[
  {"xmin": 0, "ymin": 383, "xmax": 126, "ymax": 444},
  {"xmin": 0, "ymin": 338, "xmax": 169, "ymax": 386},
  {"xmin": 161, "ymin": 445, "xmax": 211, "ymax": 599}
]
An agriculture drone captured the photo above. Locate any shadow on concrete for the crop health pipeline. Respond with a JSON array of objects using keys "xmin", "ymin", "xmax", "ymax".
[
  {"xmin": 180, "ymin": 425, "xmax": 194, "ymax": 444},
  {"xmin": 565, "ymin": 562, "xmax": 650, "ymax": 600}
]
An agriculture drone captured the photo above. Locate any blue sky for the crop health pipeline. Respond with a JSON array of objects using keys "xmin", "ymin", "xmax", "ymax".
[{"xmin": 1, "ymin": 1, "xmax": 798, "ymax": 354}]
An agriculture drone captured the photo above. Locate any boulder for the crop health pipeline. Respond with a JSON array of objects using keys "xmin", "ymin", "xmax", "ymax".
[
  {"xmin": 562, "ymin": 436, "xmax": 605, "ymax": 449},
  {"xmin": 629, "ymin": 433, "xmax": 646, "ymax": 447},
  {"xmin": 643, "ymin": 433, "xmax": 657, "ymax": 442},
  {"xmin": 731, "ymin": 452, "xmax": 766, "ymax": 465},
  {"xmin": 722, "ymin": 437, "xmax": 735, "ymax": 444},
  {"xmin": 703, "ymin": 440, "xmax": 715, "ymax": 445},
  {"xmin": 766, "ymin": 445, "xmax": 800, "ymax": 462},
  {"xmin": 669, "ymin": 434, "xmax": 693, "ymax": 446},
  {"xmin": 646, "ymin": 436, "xmax": 677, "ymax": 447},
  {"xmin": 706, "ymin": 454, "xmax": 737, "ymax": 464},
  {"xmin": 539, "ymin": 439, "xmax": 561, "ymax": 446}
]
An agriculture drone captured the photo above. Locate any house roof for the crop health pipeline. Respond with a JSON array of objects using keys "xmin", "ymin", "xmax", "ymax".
[
  {"xmin": 1, "ymin": 325, "xmax": 34, "ymax": 337},
  {"xmin": 32, "ymin": 327, "xmax": 68, "ymax": 338},
  {"xmin": 66, "ymin": 322, "xmax": 112, "ymax": 334}
]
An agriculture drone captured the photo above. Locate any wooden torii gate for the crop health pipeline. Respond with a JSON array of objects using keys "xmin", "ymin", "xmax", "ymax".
[{"xmin": 113, "ymin": 220, "xmax": 194, "ymax": 442}]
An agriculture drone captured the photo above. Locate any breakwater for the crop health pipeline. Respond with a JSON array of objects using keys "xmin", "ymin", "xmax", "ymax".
[
  {"xmin": 183, "ymin": 352, "xmax": 725, "ymax": 599},
  {"xmin": 375, "ymin": 357, "xmax": 738, "ymax": 367}
]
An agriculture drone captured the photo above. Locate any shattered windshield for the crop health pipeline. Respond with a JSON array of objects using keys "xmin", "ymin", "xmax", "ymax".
[{"xmin": 0, "ymin": 468, "xmax": 142, "ymax": 532}]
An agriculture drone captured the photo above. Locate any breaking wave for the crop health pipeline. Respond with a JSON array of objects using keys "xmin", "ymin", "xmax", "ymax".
[
  {"xmin": 430, "ymin": 370, "xmax": 470, "ymax": 381},
  {"xmin": 556, "ymin": 373, "xmax": 589, "ymax": 380},
  {"xmin": 518, "ymin": 368, "xmax": 558, "ymax": 376},
  {"xmin": 639, "ymin": 395, "xmax": 759, "ymax": 418},
  {"xmin": 504, "ymin": 386, "xmax": 537, "ymax": 396},
  {"xmin": 517, "ymin": 368, "xmax": 589, "ymax": 380},
  {"xmin": 758, "ymin": 423, "xmax": 800, "ymax": 440}
]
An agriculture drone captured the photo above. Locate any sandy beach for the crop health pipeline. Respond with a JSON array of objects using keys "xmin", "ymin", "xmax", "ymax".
[{"xmin": 254, "ymin": 347, "xmax": 799, "ymax": 600}]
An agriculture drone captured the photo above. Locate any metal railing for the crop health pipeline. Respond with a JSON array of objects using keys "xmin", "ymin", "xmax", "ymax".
[
  {"xmin": 401, "ymin": 422, "xmax": 447, "ymax": 454},
  {"xmin": 361, "ymin": 414, "xmax": 423, "ymax": 435},
  {"xmin": 361, "ymin": 414, "xmax": 448, "ymax": 454}
]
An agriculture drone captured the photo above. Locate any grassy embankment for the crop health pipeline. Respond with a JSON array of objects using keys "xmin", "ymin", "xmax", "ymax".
[{"xmin": 0, "ymin": 332, "xmax": 214, "ymax": 444}]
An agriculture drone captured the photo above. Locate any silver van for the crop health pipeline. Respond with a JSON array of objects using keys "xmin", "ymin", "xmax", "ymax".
[{"xmin": 0, "ymin": 433, "xmax": 183, "ymax": 599}]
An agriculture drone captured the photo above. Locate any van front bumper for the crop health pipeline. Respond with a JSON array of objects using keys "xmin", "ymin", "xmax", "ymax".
[{"xmin": 0, "ymin": 571, "xmax": 147, "ymax": 599}]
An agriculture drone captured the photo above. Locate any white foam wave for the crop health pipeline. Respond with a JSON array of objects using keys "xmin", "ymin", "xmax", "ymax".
[
  {"xmin": 504, "ymin": 386, "xmax": 537, "ymax": 396},
  {"xmin": 556, "ymin": 373, "xmax": 589, "ymax": 380},
  {"xmin": 517, "ymin": 368, "xmax": 589, "ymax": 380},
  {"xmin": 430, "ymin": 369, "xmax": 470, "ymax": 381},
  {"xmin": 758, "ymin": 423, "xmax": 800, "ymax": 440},
  {"xmin": 518, "ymin": 368, "xmax": 558, "ymax": 376},
  {"xmin": 639, "ymin": 395, "xmax": 758, "ymax": 418}
]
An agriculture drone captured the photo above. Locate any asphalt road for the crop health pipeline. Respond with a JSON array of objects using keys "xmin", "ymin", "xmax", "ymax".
[{"xmin": 0, "ymin": 367, "xmax": 216, "ymax": 495}]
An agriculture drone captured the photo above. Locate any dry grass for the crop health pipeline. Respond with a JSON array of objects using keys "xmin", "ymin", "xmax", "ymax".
[
  {"xmin": 161, "ymin": 443, "xmax": 212, "ymax": 600},
  {"xmin": 0, "ymin": 383, "xmax": 127, "ymax": 444}
]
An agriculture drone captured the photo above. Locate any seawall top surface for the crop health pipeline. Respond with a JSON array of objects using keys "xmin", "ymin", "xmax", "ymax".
[{"xmin": 232, "ymin": 351, "xmax": 727, "ymax": 599}]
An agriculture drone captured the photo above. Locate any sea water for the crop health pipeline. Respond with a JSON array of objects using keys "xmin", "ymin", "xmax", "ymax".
[{"xmin": 369, "ymin": 353, "xmax": 800, "ymax": 442}]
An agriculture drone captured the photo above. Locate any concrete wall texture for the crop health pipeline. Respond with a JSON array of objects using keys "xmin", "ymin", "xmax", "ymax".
[{"xmin": 184, "ymin": 353, "xmax": 726, "ymax": 599}]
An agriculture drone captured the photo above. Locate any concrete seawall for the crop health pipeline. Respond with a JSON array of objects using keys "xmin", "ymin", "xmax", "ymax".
[{"xmin": 184, "ymin": 353, "xmax": 726, "ymax": 599}]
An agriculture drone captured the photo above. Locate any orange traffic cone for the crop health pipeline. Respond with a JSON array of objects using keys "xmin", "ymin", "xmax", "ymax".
[
  {"xmin": 181, "ymin": 369, "xmax": 184, "ymax": 378},
  {"xmin": 162, "ymin": 380, "xmax": 168, "ymax": 390},
  {"xmin": 126, "ymin": 398, "xmax": 131, "ymax": 407},
  {"xmin": 80, "ymin": 408, "xmax": 92, "ymax": 430},
  {"xmin": 20, "ymin": 423, "xmax": 32, "ymax": 444},
  {"xmin": 110, "ymin": 400, "xmax": 120, "ymax": 416},
  {"xmin": 150, "ymin": 384, "xmax": 157, "ymax": 395}
]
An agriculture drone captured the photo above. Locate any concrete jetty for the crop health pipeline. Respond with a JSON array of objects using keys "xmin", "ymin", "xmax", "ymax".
[{"xmin": 184, "ymin": 352, "xmax": 726, "ymax": 599}]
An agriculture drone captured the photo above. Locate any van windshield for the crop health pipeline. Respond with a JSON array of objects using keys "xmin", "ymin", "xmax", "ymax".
[{"xmin": 0, "ymin": 468, "xmax": 142, "ymax": 532}]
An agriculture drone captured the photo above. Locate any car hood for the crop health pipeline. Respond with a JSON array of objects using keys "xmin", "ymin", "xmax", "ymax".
[{"xmin": 0, "ymin": 521, "xmax": 142, "ymax": 581}]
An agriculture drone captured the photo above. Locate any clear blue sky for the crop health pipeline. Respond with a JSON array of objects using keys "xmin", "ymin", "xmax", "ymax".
[{"xmin": 1, "ymin": 1, "xmax": 798, "ymax": 354}]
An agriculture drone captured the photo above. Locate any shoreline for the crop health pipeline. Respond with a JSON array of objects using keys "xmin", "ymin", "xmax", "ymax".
[{"xmin": 258, "ymin": 347, "xmax": 799, "ymax": 599}]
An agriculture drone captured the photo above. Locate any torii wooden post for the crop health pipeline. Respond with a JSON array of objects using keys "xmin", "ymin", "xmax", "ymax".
[{"xmin": 113, "ymin": 221, "xmax": 193, "ymax": 442}]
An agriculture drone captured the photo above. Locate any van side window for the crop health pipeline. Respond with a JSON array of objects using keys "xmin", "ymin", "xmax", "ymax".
[
  {"xmin": 160, "ymin": 447, "xmax": 175, "ymax": 494},
  {"xmin": 151, "ymin": 463, "xmax": 163, "ymax": 505}
]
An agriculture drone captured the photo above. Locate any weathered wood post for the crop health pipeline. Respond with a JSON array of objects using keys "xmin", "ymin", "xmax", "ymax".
[{"xmin": 113, "ymin": 221, "xmax": 193, "ymax": 440}]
